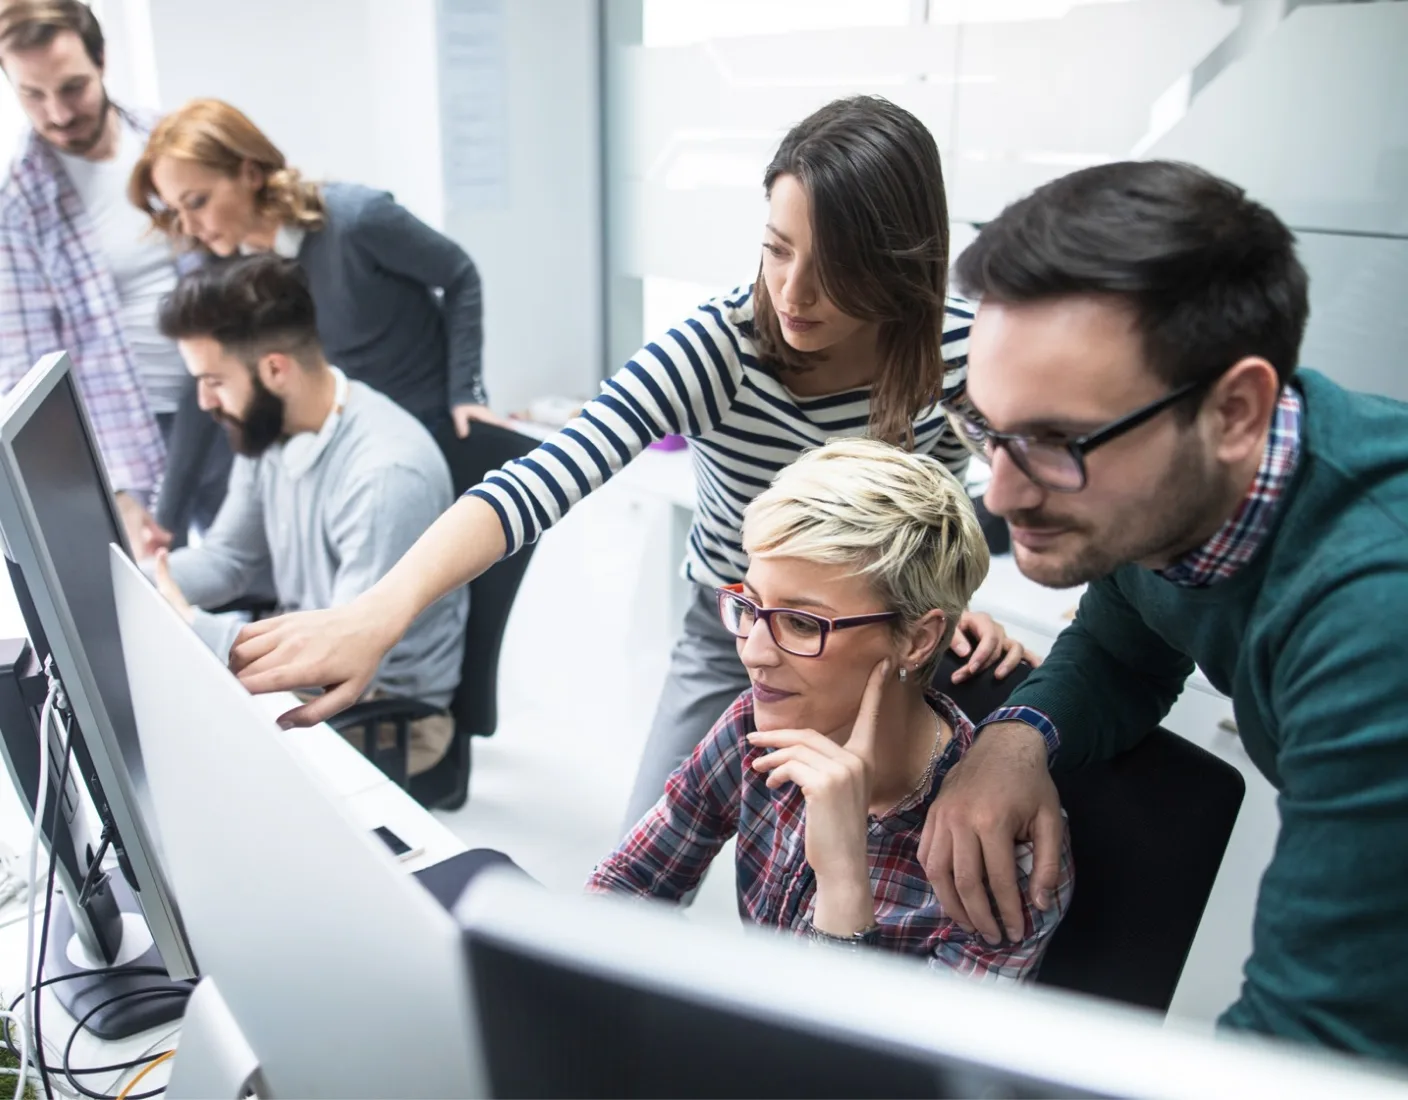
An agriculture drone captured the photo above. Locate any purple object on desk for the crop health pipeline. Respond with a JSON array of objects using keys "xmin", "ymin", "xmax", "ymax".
[{"xmin": 650, "ymin": 434, "xmax": 688, "ymax": 452}]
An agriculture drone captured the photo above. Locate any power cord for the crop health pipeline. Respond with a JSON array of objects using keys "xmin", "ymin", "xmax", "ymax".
[
  {"xmin": 32, "ymin": 717, "xmax": 74, "ymax": 1100},
  {"xmin": 2, "ymin": 969, "xmax": 177, "ymax": 1066},
  {"xmin": 72, "ymin": 830, "xmax": 113, "ymax": 913},
  {"xmin": 23, "ymin": 663, "xmax": 62, "ymax": 1100},
  {"xmin": 2, "ymin": 974, "xmax": 184, "ymax": 1100},
  {"xmin": 112, "ymin": 1053, "xmax": 172, "ymax": 1100},
  {"xmin": 60, "ymin": 990, "xmax": 187, "ymax": 1100},
  {"xmin": 6, "ymin": 656, "xmax": 187, "ymax": 1100}
]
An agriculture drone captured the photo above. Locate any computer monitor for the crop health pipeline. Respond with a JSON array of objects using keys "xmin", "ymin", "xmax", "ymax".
[
  {"xmin": 0, "ymin": 353, "xmax": 195, "ymax": 1038},
  {"xmin": 456, "ymin": 872, "xmax": 1408, "ymax": 1100},
  {"xmin": 110, "ymin": 547, "xmax": 482, "ymax": 1099}
]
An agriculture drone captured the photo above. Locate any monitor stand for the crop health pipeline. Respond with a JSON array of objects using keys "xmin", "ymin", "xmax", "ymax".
[{"xmin": 46, "ymin": 869, "xmax": 190, "ymax": 1040}]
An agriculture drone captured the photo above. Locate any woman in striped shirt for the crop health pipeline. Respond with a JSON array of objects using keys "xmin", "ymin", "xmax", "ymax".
[{"xmin": 228, "ymin": 95, "xmax": 1034, "ymax": 825}]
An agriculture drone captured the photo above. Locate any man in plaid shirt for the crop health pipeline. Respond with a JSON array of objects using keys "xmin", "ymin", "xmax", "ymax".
[
  {"xmin": 0, "ymin": 1, "xmax": 210, "ymax": 551},
  {"xmin": 589, "ymin": 439, "xmax": 1073, "ymax": 979}
]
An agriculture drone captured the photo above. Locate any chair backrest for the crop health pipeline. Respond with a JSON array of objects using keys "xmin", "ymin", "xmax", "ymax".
[
  {"xmin": 934, "ymin": 650, "xmax": 1246, "ymax": 1013},
  {"xmin": 434, "ymin": 422, "xmax": 541, "ymax": 737}
]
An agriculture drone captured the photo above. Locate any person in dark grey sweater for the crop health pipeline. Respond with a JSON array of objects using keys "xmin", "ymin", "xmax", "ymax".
[
  {"xmin": 129, "ymin": 98, "xmax": 497, "ymax": 540},
  {"xmin": 150, "ymin": 253, "xmax": 467, "ymax": 776}
]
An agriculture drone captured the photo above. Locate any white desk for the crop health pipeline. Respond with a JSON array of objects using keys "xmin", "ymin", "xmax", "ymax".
[{"xmin": 0, "ymin": 690, "xmax": 464, "ymax": 1097}]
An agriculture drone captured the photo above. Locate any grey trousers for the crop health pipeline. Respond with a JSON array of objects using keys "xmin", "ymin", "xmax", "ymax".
[{"xmin": 620, "ymin": 583, "xmax": 751, "ymax": 835}]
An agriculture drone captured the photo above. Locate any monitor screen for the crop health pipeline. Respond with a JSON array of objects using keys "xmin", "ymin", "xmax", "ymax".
[
  {"xmin": 464, "ymin": 936, "xmax": 1085, "ymax": 1099},
  {"xmin": 0, "ymin": 354, "xmax": 195, "ymax": 978},
  {"xmin": 9, "ymin": 371, "xmax": 146, "ymax": 789}
]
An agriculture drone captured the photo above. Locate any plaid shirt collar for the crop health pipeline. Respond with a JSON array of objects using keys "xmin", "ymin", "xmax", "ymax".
[{"xmin": 1159, "ymin": 384, "xmax": 1303, "ymax": 588}]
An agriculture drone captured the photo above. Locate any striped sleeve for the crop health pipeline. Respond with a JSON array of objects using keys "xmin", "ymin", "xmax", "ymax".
[
  {"xmin": 469, "ymin": 300, "xmax": 742, "ymax": 555},
  {"xmin": 940, "ymin": 295, "xmax": 973, "ymax": 397},
  {"xmin": 925, "ymin": 296, "xmax": 975, "ymax": 480}
]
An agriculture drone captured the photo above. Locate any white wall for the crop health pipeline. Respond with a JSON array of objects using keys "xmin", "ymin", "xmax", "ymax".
[
  {"xmin": 439, "ymin": 0, "xmax": 603, "ymax": 412},
  {"xmin": 137, "ymin": 0, "xmax": 601, "ymax": 414},
  {"xmin": 609, "ymin": 0, "xmax": 1408, "ymax": 403}
]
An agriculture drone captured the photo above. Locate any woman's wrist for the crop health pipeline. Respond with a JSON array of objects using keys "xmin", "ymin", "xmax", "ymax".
[
  {"xmin": 811, "ymin": 868, "xmax": 876, "ymax": 938},
  {"xmin": 356, "ymin": 582, "xmax": 417, "ymax": 649}
]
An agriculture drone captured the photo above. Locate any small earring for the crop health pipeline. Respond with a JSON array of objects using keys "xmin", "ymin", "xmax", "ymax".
[{"xmin": 898, "ymin": 666, "xmax": 908, "ymax": 683}]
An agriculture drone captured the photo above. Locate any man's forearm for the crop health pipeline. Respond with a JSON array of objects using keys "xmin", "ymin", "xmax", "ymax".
[
  {"xmin": 999, "ymin": 578, "xmax": 1192, "ymax": 771},
  {"xmin": 164, "ymin": 545, "xmax": 257, "ymax": 609}
]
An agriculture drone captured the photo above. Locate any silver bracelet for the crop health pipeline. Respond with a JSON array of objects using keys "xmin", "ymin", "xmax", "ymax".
[{"xmin": 807, "ymin": 922, "xmax": 882, "ymax": 948}]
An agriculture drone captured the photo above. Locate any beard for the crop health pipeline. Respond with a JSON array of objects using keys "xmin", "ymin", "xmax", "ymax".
[
  {"xmin": 1005, "ymin": 444, "xmax": 1224, "ymax": 589},
  {"xmin": 212, "ymin": 375, "xmax": 287, "ymax": 457},
  {"xmin": 43, "ymin": 90, "xmax": 112, "ymax": 157}
]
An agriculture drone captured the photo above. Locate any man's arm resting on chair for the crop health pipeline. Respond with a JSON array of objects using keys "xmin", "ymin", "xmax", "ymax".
[{"xmin": 921, "ymin": 573, "xmax": 1194, "ymax": 943}]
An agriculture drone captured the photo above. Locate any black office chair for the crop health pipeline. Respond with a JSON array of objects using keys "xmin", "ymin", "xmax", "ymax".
[
  {"xmin": 330, "ymin": 421, "xmax": 541, "ymax": 810},
  {"xmin": 933, "ymin": 650, "xmax": 1246, "ymax": 1014}
]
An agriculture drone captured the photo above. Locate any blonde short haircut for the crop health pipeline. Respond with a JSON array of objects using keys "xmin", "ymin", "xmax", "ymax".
[{"xmin": 742, "ymin": 438, "xmax": 990, "ymax": 682}]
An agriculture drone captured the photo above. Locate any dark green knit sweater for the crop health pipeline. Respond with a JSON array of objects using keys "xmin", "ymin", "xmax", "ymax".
[{"xmin": 1008, "ymin": 369, "xmax": 1408, "ymax": 1063}]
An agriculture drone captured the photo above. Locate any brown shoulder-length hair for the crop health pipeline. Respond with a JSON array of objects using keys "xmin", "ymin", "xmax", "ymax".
[
  {"xmin": 753, "ymin": 96, "xmax": 951, "ymax": 446},
  {"xmin": 128, "ymin": 98, "xmax": 326, "ymax": 244}
]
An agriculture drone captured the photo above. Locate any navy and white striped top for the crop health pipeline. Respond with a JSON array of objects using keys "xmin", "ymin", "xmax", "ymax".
[{"xmin": 470, "ymin": 285, "xmax": 974, "ymax": 588}]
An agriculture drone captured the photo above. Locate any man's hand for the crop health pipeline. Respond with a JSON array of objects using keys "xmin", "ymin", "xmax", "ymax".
[
  {"xmin": 115, "ymin": 491, "xmax": 172, "ymax": 561},
  {"xmin": 948, "ymin": 610, "xmax": 1040, "ymax": 684},
  {"xmin": 229, "ymin": 596, "xmax": 403, "ymax": 728},
  {"xmin": 152, "ymin": 549, "xmax": 195, "ymax": 625},
  {"xmin": 749, "ymin": 660, "xmax": 889, "ymax": 935},
  {"xmin": 918, "ymin": 720, "xmax": 1064, "ymax": 944},
  {"xmin": 450, "ymin": 403, "xmax": 510, "ymax": 439}
]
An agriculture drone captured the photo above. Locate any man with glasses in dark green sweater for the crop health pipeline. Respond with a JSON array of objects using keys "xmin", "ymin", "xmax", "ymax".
[{"xmin": 919, "ymin": 159, "xmax": 1408, "ymax": 1064}]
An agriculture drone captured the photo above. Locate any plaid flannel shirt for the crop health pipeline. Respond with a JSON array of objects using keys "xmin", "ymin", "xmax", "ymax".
[
  {"xmin": 588, "ymin": 689, "xmax": 1074, "ymax": 982},
  {"xmin": 1159, "ymin": 385, "xmax": 1303, "ymax": 587},
  {"xmin": 0, "ymin": 109, "xmax": 167, "ymax": 497}
]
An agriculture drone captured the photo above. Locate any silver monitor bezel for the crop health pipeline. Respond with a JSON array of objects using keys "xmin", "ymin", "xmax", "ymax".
[{"xmin": 0, "ymin": 351, "xmax": 196, "ymax": 978}]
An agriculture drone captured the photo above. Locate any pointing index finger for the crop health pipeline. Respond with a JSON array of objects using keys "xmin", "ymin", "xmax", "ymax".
[{"xmin": 843, "ymin": 658, "xmax": 891, "ymax": 763}]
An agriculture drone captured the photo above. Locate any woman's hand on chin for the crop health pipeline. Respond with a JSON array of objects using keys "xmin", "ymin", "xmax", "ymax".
[{"xmin": 748, "ymin": 659, "xmax": 889, "ymax": 934}]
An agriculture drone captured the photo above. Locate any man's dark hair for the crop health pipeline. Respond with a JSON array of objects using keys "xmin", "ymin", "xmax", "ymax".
[
  {"xmin": 159, "ymin": 254, "xmax": 322, "ymax": 367},
  {"xmin": 0, "ymin": 0, "xmax": 104, "ymax": 67},
  {"xmin": 954, "ymin": 160, "xmax": 1309, "ymax": 393}
]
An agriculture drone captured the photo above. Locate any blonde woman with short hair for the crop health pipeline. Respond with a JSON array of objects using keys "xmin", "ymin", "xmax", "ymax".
[{"xmin": 588, "ymin": 439, "xmax": 1073, "ymax": 976}]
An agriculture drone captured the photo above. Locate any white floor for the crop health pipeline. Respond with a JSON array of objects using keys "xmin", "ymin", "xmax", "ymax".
[{"xmin": 431, "ymin": 472, "xmax": 744, "ymax": 925}]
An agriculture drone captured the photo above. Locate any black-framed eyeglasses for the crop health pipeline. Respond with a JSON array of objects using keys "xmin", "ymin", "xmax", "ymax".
[
  {"xmin": 715, "ymin": 584, "xmax": 898, "ymax": 658},
  {"xmin": 940, "ymin": 377, "xmax": 1212, "ymax": 493}
]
